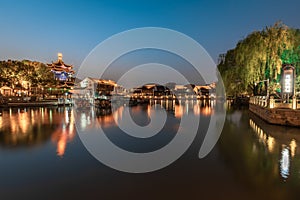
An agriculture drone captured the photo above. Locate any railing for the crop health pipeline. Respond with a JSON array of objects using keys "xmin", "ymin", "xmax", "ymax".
[
  {"xmin": 250, "ymin": 96, "xmax": 299, "ymax": 109},
  {"xmin": 249, "ymin": 96, "xmax": 268, "ymax": 107}
]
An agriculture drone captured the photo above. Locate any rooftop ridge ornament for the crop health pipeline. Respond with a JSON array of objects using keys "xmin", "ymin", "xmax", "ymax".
[{"xmin": 58, "ymin": 53, "xmax": 63, "ymax": 61}]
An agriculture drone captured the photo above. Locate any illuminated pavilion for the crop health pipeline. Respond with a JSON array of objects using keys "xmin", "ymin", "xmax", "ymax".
[{"xmin": 47, "ymin": 53, "xmax": 75, "ymax": 88}]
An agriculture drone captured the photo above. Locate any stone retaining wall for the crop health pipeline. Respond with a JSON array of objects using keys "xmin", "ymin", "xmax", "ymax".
[{"xmin": 249, "ymin": 104, "xmax": 300, "ymax": 127}]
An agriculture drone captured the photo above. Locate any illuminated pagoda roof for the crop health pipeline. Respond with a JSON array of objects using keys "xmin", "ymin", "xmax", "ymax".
[{"xmin": 47, "ymin": 53, "xmax": 75, "ymax": 74}]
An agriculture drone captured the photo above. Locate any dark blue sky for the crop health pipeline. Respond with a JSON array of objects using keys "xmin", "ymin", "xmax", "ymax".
[{"xmin": 1, "ymin": 0, "xmax": 300, "ymax": 71}]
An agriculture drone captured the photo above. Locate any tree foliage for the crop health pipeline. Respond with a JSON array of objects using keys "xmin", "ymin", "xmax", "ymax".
[
  {"xmin": 0, "ymin": 60, "xmax": 56, "ymax": 88},
  {"xmin": 218, "ymin": 22, "xmax": 300, "ymax": 96}
]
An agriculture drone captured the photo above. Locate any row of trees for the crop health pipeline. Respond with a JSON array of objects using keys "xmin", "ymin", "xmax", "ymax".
[
  {"xmin": 218, "ymin": 22, "xmax": 300, "ymax": 96},
  {"xmin": 0, "ymin": 60, "xmax": 56, "ymax": 89}
]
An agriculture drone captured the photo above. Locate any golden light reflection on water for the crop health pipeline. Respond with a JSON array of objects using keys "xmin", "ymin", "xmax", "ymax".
[
  {"xmin": 0, "ymin": 107, "xmax": 75, "ymax": 157},
  {"xmin": 76, "ymin": 100, "xmax": 215, "ymax": 131},
  {"xmin": 174, "ymin": 99, "xmax": 214, "ymax": 118},
  {"xmin": 51, "ymin": 109, "xmax": 75, "ymax": 157},
  {"xmin": 175, "ymin": 105, "xmax": 184, "ymax": 118},
  {"xmin": 249, "ymin": 118, "xmax": 299, "ymax": 180},
  {"xmin": 249, "ymin": 119, "xmax": 276, "ymax": 153},
  {"xmin": 290, "ymin": 139, "xmax": 297, "ymax": 158},
  {"xmin": 76, "ymin": 106, "xmax": 126, "ymax": 130},
  {"xmin": 0, "ymin": 101, "xmax": 215, "ymax": 156}
]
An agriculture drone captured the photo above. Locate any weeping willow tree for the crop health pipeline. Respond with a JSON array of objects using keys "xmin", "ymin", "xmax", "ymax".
[{"xmin": 218, "ymin": 22, "xmax": 300, "ymax": 96}]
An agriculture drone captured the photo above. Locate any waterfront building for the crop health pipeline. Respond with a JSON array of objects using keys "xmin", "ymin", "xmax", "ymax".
[
  {"xmin": 74, "ymin": 77, "xmax": 122, "ymax": 99},
  {"xmin": 132, "ymin": 84, "xmax": 169, "ymax": 97},
  {"xmin": 0, "ymin": 86, "xmax": 13, "ymax": 96}
]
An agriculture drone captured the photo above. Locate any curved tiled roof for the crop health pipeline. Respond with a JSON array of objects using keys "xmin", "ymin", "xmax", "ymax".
[{"xmin": 47, "ymin": 59, "xmax": 74, "ymax": 74}]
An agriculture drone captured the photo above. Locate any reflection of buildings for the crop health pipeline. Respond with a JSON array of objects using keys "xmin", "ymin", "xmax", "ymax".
[
  {"xmin": 75, "ymin": 106, "xmax": 125, "ymax": 130},
  {"xmin": 51, "ymin": 109, "xmax": 75, "ymax": 157},
  {"xmin": 0, "ymin": 108, "xmax": 54, "ymax": 146},
  {"xmin": 175, "ymin": 99, "xmax": 214, "ymax": 118},
  {"xmin": 97, "ymin": 106, "xmax": 124, "ymax": 128},
  {"xmin": 147, "ymin": 99, "xmax": 215, "ymax": 118},
  {"xmin": 0, "ymin": 107, "xmax": 75, "ymax": 157}
]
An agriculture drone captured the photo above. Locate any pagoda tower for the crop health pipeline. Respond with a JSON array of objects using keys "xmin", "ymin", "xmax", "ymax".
[{"xmin": 47, "ymin": 53, "xmax": 75, "ymax": 88}]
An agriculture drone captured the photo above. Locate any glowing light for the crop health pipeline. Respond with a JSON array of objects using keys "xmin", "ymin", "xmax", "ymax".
[
  {"xmin": 283, "ymin": 74, "xmax": 292, "ymax": 93},
  {"xmin": 201, "ymin": 106, "xmax": 213, "ymax": 116},
  {"xmin": 193, "ymin": 104, "xmax": 200, "ymax": 115},
  {"xmin": 249, "ymin": 118, "xmax": 277, "ymax": 153},
  {"xmin": 267, "ymin": 136, "xmax": 275, "ymax": 153},
  {"xmin": 57, "ymin": 136, "xmax": 67, "ymax": 157},
  {"xmin": 290, "ymin": 139, "xmax": 297, "ymax": 158},
  {"xmin": 58, "ymin": 53, "xmax": 63, "ymax": 60},
  {"xmin": 280, "ymin": 146, "xmax": 290, "ymax": 179},
  {"xmin": 175, "ymin": 105, "xmax": 183, "ymax": 118}
]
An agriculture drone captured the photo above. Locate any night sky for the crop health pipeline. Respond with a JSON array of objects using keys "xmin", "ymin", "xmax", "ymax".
[{"xmin": 1, "ymin": 0, "xmax": 300, "ymax": 79}]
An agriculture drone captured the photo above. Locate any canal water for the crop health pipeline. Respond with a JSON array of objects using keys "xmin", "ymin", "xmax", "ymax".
[{"xmin": 0, "ymin": 101, "xmax": 300, "ymax": 199}]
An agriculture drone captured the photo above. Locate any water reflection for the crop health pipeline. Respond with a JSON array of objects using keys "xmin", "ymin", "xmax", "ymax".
[
  {"xmin": 249, "ymin": 116, "xmax": 300, "ymax": 180},
  {"xmin": 280, "ymin": 146, "xmax": 290, "ymax": 179},
  {"xmin": 51, "ymin": 109, "xmax": 75, "ymax": 157},
  {"xmin": 1, "ymin": 101, "xmax": 300, "ymax": 199},
  {"xmin": 74, "ymin": 99, "xmax": 216, "ymax": 154},
  {"xmin": 0, "ymin": 107, "xmax": 75, "ymax": 157},
  {"xmin": 249, "ymin": 119, "xmax": 276, "ymax": 153},
  {"xmin": 148, "ymin": 99, "xmax": 215, "ymax": 118},
  {"xmin": 218, "ymin": 109, "xmax": 300, "ymax": 199},
  {"xmin": 75, "ymin": 99, "xmax": 216, "ymax": 131}
]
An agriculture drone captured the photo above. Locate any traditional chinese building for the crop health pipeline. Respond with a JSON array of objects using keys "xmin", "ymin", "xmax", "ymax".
[
  {"xmin": 47, "ymin": 53, "xmax": 75, "ymax": 88},
  {"xmin": 77, "ymin": 77, "xmax": 118, "ymax": 97}
]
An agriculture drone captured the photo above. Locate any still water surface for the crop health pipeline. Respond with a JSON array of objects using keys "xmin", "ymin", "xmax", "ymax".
[{"xmin": 0, "ymin": 101, "xmax": 300, "ymax": 199}]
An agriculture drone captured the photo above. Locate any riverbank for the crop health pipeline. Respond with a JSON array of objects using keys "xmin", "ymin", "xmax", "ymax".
[
  {"xmin": 0, "ymin": 100, "xmax": 72, "ymax": 108},
  {"xmin": 249, "ymin": 104, "xmax": 300, "ymax": 127}
]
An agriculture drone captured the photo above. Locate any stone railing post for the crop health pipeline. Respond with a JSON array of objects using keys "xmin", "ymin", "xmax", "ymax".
[
  {"xmin": 269, "ymin": 96, "xmax": 275, "ymax": 108},
  {"xmin": 292, "ymin": 95, "xmax": 297, "ymax": 110}
]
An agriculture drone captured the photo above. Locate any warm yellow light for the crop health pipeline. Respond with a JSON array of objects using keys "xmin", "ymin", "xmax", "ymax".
[
  {"xmin": 290, "ymin": 139, "xmax": 297, "ymax": 158},
  {"xmin": 58, "ymin": 53, "xmax": 63, "ymax": 60},
  {"xmin": 267, "ymin": 136, "xmax": 275, "ymax": 153}
]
